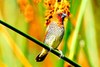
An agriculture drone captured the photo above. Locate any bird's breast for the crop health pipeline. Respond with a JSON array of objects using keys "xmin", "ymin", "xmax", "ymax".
[
  {"xmin": 44, "ymin": 22, "xmax": 64, "ymax": 46},
  {"xmin": 47, "ymin": 22, "xmax": 64, "ymax": 36}
]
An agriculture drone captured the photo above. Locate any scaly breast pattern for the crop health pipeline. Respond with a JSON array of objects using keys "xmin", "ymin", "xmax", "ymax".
[{"xmin": 44, "ymin": 22, "xmax": 64, "ymax": 48}]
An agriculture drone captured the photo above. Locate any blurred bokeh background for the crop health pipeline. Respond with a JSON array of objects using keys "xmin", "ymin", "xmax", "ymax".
[{"xmin": 0, "ymin": 0, "xmax": 100, "ymax": 67}]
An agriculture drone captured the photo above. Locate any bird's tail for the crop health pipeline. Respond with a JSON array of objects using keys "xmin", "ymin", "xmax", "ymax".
[{"xmin": 36, "ymin": 49, "xmax": 48, "ymax": 62}]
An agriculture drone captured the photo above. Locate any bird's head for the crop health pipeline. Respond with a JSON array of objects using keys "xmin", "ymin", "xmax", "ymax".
[
  {"xmin": 57, "ymin": 12, "xmax": 67, "ymax": 21},
  {"xmin": 56, "ymin": 12, "xmax": 67, "ymax": 25},
  {"xmin": 45, "ymin": 12, "xmax": 68, "ymax": 26}
]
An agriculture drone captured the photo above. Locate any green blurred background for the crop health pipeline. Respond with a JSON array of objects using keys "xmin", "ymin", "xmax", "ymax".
[{"xmin": 0, "ymin": 0, "xmax": 100, "ymax": 67}]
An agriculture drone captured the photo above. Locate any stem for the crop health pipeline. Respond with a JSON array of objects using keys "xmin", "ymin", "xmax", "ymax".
[
  {"xmin": 0, "ymin": 20, "xmax": 81, "ymax": 67},
  {"xmin": 69, "ymin": 0, "xmax": 87, "ymax": 60}
]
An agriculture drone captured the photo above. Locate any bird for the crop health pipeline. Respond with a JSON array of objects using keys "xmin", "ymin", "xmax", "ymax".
[{"xmin": 36, "ymin": 12, "xmax": 67, "ymax": 62}]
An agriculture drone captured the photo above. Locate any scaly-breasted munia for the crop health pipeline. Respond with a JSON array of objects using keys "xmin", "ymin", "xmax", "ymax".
[{"xmin": 36, "ymin": 12, "xmax": 67, "ymax": 62}]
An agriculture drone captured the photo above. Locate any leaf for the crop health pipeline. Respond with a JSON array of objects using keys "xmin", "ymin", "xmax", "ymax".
[{"xmin": 83, "ymin": 0, "xmax": 100, "ymax": 67}]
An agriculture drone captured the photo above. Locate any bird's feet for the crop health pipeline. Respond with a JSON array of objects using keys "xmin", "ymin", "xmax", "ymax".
[
  {"xmin": 48, "ymin": 46, "xmax": 64, "ymax": 58},
  {"xmin": 48, "ymin": 45, "xmax": 53, "ymax": 52},
  {"xmin": 55, "ymin": 49, "xmax": 64, "ymax": 58}
]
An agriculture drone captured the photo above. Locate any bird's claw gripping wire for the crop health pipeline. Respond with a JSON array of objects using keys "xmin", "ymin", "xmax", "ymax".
[
  {"xmin": 59, "ymin": 50, "xmax": 64, "ymax": 58},
  {"xmin": 48, "ymin": 46, "xmax": 64, "ymax": 58},
  {"xmin": 55, "ymin": 49, "xmax": 64, "ymax": 58},
  {"xmin": 48, "ymin": 45, "xmax": 53, "ymax": 51}
]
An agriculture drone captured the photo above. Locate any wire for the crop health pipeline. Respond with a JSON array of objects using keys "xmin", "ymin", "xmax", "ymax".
[{"xmin": 0, "ymin": 20, "xmax": 81, "ymax": 67}]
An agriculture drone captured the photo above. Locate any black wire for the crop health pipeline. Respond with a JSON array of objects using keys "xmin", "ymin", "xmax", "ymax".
[{"xmin": 0, "ymin": 20, "xmax": 81, "ymax": 67}]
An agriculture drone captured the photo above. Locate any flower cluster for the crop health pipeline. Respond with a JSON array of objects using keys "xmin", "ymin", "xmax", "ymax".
[{"xmin": 44, "ymin": 0, "xmax": 70, "ymax": 26}]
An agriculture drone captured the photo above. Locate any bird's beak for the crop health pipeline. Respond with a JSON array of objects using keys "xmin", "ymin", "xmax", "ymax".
[{"xmin": 61, "ymin": 13, "xmax": 67, "ymax": 19}]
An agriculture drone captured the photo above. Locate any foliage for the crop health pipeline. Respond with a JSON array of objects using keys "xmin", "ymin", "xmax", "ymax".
[{"xmin": 0, "ymin": 0, "xmax": 100, "ymax": 67}]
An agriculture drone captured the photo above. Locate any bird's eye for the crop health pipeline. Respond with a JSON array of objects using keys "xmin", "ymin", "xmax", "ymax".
[{"xmin": 58, "ymin": 13, "xmax": 62, "ymax": 16}]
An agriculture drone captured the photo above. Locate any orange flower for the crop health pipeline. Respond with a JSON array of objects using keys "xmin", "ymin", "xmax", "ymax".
[
  {"xmin": 17, "ymin": 0, "xmax": 35, "ymax": 23},
  {"xmin": 33, "ymin": 0, "xmax": 41, "ymax": 4},
  {"xmin": 17, "ymin": 0, "xmax": 28, "ymax": 11},
  {"xmin": 24, "ymin": 4, "xmax": 34, "ymax": 22}
]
